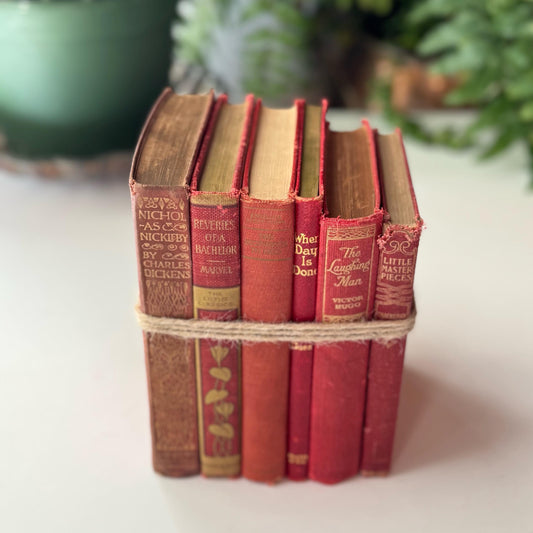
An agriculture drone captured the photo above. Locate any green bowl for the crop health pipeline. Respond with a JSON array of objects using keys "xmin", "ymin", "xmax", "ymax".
[{"xmin": 0, "ymin": 0, "xmax": 175, "ymax": 157}]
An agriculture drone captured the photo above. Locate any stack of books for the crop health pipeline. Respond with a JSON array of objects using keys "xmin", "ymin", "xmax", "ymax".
[{"xmin": 130, "ymin": 88, "xmax": 423, "ymax": 484}]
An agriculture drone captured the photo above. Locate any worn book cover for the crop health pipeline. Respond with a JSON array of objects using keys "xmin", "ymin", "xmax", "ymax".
[
  {"xmin": 287, "ymin": 100, "xmax": 328, "ymax": 480},
  {"xmin": 240, "ymin": 99, "xmax": 305, "ymax": 483},
  {"xmin": 361, "ymin": 128, "xmax": 423, "ymax": 475},
  {"xmin": 190, "ymin": 94, "xmax": 254, "ymax": 477},
  {"xmin": 130, "ymin": 88, "xmax": 213, "ymax": 476},
  {"xmin": 309, "ymin": 121, "xmax": 383, "ymax": 484}
]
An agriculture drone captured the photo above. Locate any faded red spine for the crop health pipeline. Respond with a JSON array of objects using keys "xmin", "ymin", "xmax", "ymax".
[
  {"xmin": 360, "ymin": 228, "xmax": 421, "ymax": 475},
  {"xmin": 361, "ymin": 130, "xmax": 423, "ymax": 475},
  {"xmin": 240, "ymin": 199, "xmax": 295, "ymax": 482},
  {"xmin": 309, "ymin": 123, "xmax": 382, "ymax": 484},
  {"xmin": 287, "ymin": 101, "xmax": 327, "ymax": 480},
  {"xmin": 240, "ymin": 100, "xmax": 303, "ymax": 483}
]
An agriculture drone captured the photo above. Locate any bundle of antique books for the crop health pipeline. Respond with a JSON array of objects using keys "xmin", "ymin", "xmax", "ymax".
[{"xmin": 130, "ymin": 88, "xmax": 423, "ymax": 484}]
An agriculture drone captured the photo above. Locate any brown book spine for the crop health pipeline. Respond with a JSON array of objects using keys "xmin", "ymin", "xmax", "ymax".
[
  {"xmin": 129, "ymin": 89, "xmax": 213, "ymax": 476},
  {"xmin": 131, "ymin": 185, "xmax": 198, "ymax": 476}
]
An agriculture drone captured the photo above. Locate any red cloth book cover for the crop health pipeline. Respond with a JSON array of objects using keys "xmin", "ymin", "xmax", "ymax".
[
  {"xmin": 130, "ymin": 88, "xmax": 214, "ymax": 476},
  {"xmin": 361, "ymin": 128, "xmax": 423, "ymax": 475},
  {"xmin": 190, "ymin": 94, "xmax": 254, "ymax": 477},
  {"xmin": 308, "ymin": 121, "xmax": 383, "ymax": 484},
  {"xmin": 240, "ymin": 99, "xmax": 304, "ymax": 483},
  {"xmin": 287, "ymin": 100, "xmax": 328, "ymax": 480}
]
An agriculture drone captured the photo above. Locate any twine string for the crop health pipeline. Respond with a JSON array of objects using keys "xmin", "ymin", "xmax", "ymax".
[{"xmin": 135, "ymin": 305, "xmax": 416, "ymax": 344}]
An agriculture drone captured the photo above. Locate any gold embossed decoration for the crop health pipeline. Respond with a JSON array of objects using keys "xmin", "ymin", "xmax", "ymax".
[{"xmin": 205, "ymin": 344, "xmax": 235, "ymax": 456}]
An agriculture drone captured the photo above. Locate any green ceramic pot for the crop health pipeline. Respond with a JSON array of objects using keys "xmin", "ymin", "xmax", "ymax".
[{"xmin": 0, "ymin": 0, "xmax": 175, "ymax": 157}]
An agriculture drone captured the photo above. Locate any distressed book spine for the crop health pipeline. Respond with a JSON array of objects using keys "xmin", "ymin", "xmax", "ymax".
[
  {"xmin": 241, "ymin": 199, "xmax": 295, "ymax": 483},
  {"xmin": 131, "ymin": 185, "xmax": 198, "ymax": 476},
  {"xmin": 309, "ymin": 213, "xmax": 382, "ymax": 484},
  {"xmin": 361, "ymin": 225, "xmax": 421, "ymax": 475},
  {"xmin": 190, "ymin": 195, "xmax": 241, "ymax": 477},
  {"xmin": 287, "ymin": 196, "xmax": 322, "ymax": 480}
]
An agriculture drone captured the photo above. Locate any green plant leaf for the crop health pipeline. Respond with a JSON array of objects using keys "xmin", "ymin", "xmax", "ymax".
[
  {"xmin": 417, "ymin": 22, "xmax": 462, "ymax": 56},
  {"xmin": 519, "ymin": 101, "xmax": 533, "ymax": 122},
  {"xmin": 445, "ymin": 72, "xmax": 496, "ymax": 105},
  {"xmin": 465, "ymin": 98, "xmax": 512, "ymax": 136},
  {"xmin": 505, "ymin": 72, "xmax": 533, "ymax": 100},
  {"xmin": 480, "ymin": 128, "xmax": 519, "ymax": 159},
  {"xmin": 430, "ymin": 43, "xmax": 489, "ymax": 74},
  {"xmin": 409, "ymin": 0, "xmax": 456, "ymax": 24},
  {"xmin": 503, "ymin": 45, "xmax": 532, "ymax": 71}
]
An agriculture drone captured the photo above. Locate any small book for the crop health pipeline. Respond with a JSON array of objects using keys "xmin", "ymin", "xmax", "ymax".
[
  {"xmin": 240, "ymin": 99, "xmax": 305, "ymax": 483},
  {"xmin": 286, "ymin": 100, "xmax": 328, "ymax": 480},
  {"xmin": 361, "ymin": 129, "xmax": 423, "ymax": 475},
  {"xmin": 190, "ymin": 94, "xmax": 255, "ymax": 477},
  {"xmin": 130, "ymin": 88, "xmax": 214, "ymax": 476},
  {"xmin": 308, "ymin": 121, "xmax": 383, "ymax": 484}
]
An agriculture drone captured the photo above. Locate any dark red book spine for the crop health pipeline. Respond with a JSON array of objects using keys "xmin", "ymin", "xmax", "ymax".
[
  {"xmin": 361, "ymin": 132, "xmax": 423, "ymax": 475},
  {"xmin": 309, "ymin": 123, "xmax": 383, "ymax": 484},
  {"xmin": 240, "ymin": 100, "xmax": 303, "ymax": 483},
  {"xmin": 287, "ymin": 101, "xmax": 327, "ymax": 480},
  {"xmin": 190, "ymin": 95, "xmax": 254, "ymax": 477}
]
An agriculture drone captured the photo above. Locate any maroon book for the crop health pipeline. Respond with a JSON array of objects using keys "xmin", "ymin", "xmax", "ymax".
[
  {"xmin": 287, "ymin": 100, "xmax": 328, "ymax": 480},
  {"xmin": 240, "ymin": 99, "xmax": 304, "ymax": 483},
  {"xmin": 361, "ymin": 128, "xmax": 423, "ymax": 475},
  {"xmin": 130, "ymin": 88, "xmax": 214, "ymax": 476},
  {"xmin": 190, "ymin": 94, "xmax": 254, "ymax": 477},
  {"xmin": 308, "ymin": 121, "xmax": 383, "ymax": 484}
]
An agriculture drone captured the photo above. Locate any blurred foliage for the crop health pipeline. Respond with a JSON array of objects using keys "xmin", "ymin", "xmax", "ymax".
[
  {"xmin": 379, "ymin": 0, "xmax": 533, "ymax": 183},
  {"xmin": 175, "ymin": 0, "xmax": 533, "ymax": 181},
  {"xmin": 174, "ymin": 0, "xmax": 394, "ymax": 105}
]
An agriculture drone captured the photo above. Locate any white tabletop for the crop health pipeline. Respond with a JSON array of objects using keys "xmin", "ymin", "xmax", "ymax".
[{"xmin": 1, "ymin": 111, "xmax": 532, "ymax": 533}]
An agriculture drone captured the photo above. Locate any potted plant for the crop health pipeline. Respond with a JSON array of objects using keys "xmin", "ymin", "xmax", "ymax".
[{"xmin": 0, "ymin": 0, "xmax": 175, "ymax": 158}]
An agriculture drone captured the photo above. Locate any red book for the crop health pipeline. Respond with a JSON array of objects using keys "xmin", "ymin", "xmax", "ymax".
[
  {"xmin": 190, "ymin": 94, "xmax": 254, "ymax": 477},
  {"xmin": 130, "ymin": 88, "xmax": 214, "ymax": 476},
  {"xmin": 308, "ymin": 121, "xmax": 383, "ymax": 484},
  {"xmin": 286, "ymin": 100, "xmax": 328, "ymax": 480},
  {"xmin": 240, "ymin": 99, "xmax": 304, "ymax": 483},
  {"xmin": 361, "ymin": 129, "xmax": 423, "ymax": 475}
]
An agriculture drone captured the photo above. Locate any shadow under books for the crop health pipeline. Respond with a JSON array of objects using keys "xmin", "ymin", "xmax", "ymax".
[
  {"xmin": 393, "ymin": 364, "xmax": 514, "ymax": 475},
  {"xmin": 154, "ymin": 358, "xmax": 517, "ymax": 514}
]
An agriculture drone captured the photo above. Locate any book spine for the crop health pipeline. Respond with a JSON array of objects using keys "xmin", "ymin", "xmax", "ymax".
[
  {"xmin": 309, "ymin": 213, "xmax": 382, "ymax": 484},
  {"xmin": 240, "ymin": 198, "xmax": 295, "ymax": 483},
  {"xmin": 287, "ymin": 196, "xmax": 322, "ymax": 480},
  {"xmin": 130, "ymin": 184, "xmax": 198, "ymax": 476},
  {"xmin": 361, "ymin": 225, "xmax": 421, "ymax": 475},
  {"xmin": 190, "ymin": 194, "xmax": 241, "ymax": 477}
]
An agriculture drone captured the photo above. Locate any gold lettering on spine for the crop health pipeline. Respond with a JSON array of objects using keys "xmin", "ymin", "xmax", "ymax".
[
  {"xmin": 241, "ymin": 204, "xmax": 293, "ymax": 261},
  {"xmin": 192, "ymin": 198, "xmax": 241, "ymax": 476},
  {"xmin": 193, "ymin": 287, "xmax": 240, "ymax": 313},
  {"xmin": 137, "ymin": 195, "xmax": 191, "ymax": 316},
  {"xmin": 375, "ymin": 231, "xmax": 418, "ymax": 315},
  {"xmin": 294, "ymin": 232, "xmax": 318, "ymax": 277},
  {"xmin": 322, "ymin": 224, "xmax": 376, "ymax": 322},
  {"xmin": 287, "ymin": 452, "xmax": 309, "ymax": 465}
]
